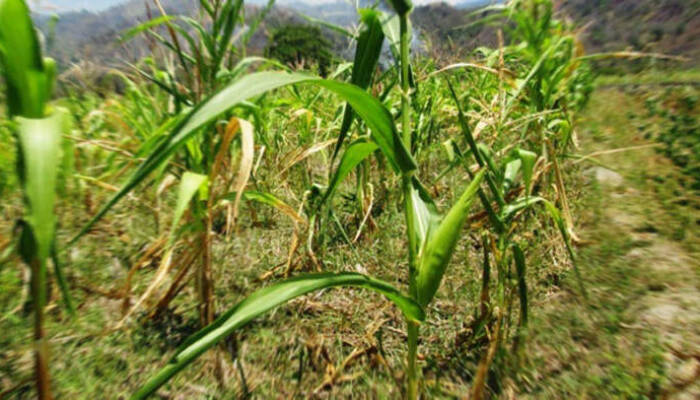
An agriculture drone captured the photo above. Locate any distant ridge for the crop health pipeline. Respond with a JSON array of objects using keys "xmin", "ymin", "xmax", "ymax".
[{"xmin": 35, "ymin": 0, "xmax": 699, "ymax": 69}]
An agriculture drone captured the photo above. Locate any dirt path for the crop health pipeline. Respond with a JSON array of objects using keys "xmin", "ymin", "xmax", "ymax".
[
  {"xmin": 524, "ymin": 87, "xmax": 699, "ymax": 399},
  {"xmin": 595, "ymin": 166, "xmax": 700, "ymax": 399},
  {"xmin": 581, "ymin": 88, "xmax": 699, "ymax": 399}
]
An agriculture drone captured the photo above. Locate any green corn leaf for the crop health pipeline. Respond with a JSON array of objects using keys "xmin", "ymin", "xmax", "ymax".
[
  {"xmin": 501, "ymin": 196, "xmax": 545, "ymax": 220},
  {"xmin": 181, "ymin": 17, "xmax": 216, "ymax": 60},
  {"xmin": 17, "ymin": 112, "xmax": 63, "ymax": 261},
  {"xmin": 504, "ymin": 37, "xmax": 564, "ymax": 116},
  {"xmin": 317, "ymin": 78, "xmax": 416, "ymax": 174},
  {"xmin": 381, "ymin": 14, "xmax": 401, "ymax": 57},
  {"xmin": 168, "ymin": 172, "xmax": 207, "ymax": 246},
  {"xmin": 226, "ymin": 57, "xmax": 289, "ymax": 82},
  {"xmin": 331, "ymin": 8, "xmax": 385, "ymax": 163},
  {"xmin": 447, "ymin": 78, "xmax": 504, "ymax": 208},
  {"xmin": 172, "ymin": 172, "xmax": 207, "ymax": 232},
  {"xmin": 119, "ymin": 15, "xmax": 176, "ymax": 43},
  {"xmin": 42, "ymin": 57, "xmax": 56, "ymax": 103},
  {"xmin": 477, "ymin": 144, "xmax": 500, "ymax": 180},
  {"xmin": 416, "ymin": 170, "xmax": 485, "ymax": 306},
  {"xmin": 70, "ymin": 72, "xmax": 416, "ymax": 245},
  {"xmin": 517, "ymin": 149, "xmax": 537, "ymax": 195},
  {"xmin": 131, "ymin": 272, "xmax": 424, "ymax": 399},
  {"xmin": 239, "ymin": 191, "xmax": 304, "ymax": 225},
  {"xmin": 129, "ymin": 63, "xmax": 193, "ymax": 106},
  {"xmin": 381, "ymin": 14, "xmax": 416, "ymax": 87},
  {"xmin": 300, "ymin": 13, "xmax": 356, "ymax": 38},
  {"xmin": 511, "ymin": 243, "xmax": 528, "ymax": 327},
  {"xmin": 213, "ymin": 0, "xmax": 245, "ymax": 73},
  {"xmin": 323, "ymin": 138, "xmax": 378, "ymax": 207},
  {"xmin": 0, "ymin": 0, "xmax": 49, "ymax": 118},
  {"xmin": 407, "ymin": 177, "xmax": 440, "ymax": 253},
  {"xmin": 503, "ymin": 158, "xmax": 522, "ymax": 191},
  {"xmin": 220, "ymin": 190, "xmax": 305, "ymax": 225}
]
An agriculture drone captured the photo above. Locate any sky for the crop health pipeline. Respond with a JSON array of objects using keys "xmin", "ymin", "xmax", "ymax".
[{"xmin": 34, "ymin": 0, "xmax": 497, "ymax": 13}]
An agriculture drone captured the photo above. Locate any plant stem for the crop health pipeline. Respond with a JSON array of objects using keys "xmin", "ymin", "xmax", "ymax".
[
  {"xmin": 472, "ymin": 316, "xmax": 502, "ymax": 400},
  {"xmin": 31, "ymin": 257, "xmax": 52, "ymax": 400},
  {"xmin": 479, "ymin": 234, "xmax": 491, "ymax": 320},
  {"xmin": 201, "ymin": 210, "xmax": 224, "ymax": 384},
  {"xmin": 398, "ymin": 11, "xmax": 419, "ymax": 400},
  {"xmin": 406, "ymin": 321, "xmax": 419, "ymax": 400},
  {"xmin": 200, "ymin": 216, "xmax": 215, "ymax": 326},
  {"xmin": 546, "ymin": 139, "xmax": 576, "ymax": 240},
  {"xmin": 399, "ymin": 14, "xmax": 411, "ymax": 148}
]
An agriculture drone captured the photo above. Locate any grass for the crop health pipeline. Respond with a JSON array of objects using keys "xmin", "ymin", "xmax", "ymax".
[
  {"xmin": 595, "ymin": 68, "xmax": 700, "ymax": 87},
  {"xmin": 521, "ymin": 83, "xmax": 700, "ymax": 399},
  {"xmin": 1, "ymin": 0, "xmax": 698, "ymax": 398},
  {"xmin": 1, "ymin": 82, "xmax": 698, "ymax": 399}
]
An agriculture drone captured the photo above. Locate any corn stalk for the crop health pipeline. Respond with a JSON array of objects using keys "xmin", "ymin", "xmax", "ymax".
[{"xmin": 0, "ymin": 1, "xmax": 70, "ymax": 398}]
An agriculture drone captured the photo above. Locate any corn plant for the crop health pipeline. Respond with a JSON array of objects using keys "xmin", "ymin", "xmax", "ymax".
[
  {"xmin": 414, "ymin": 2, "xmax": 592, "ymax": 395},
  {"xmin": 50, "ymin": 3, "xmax": 483, "ymax": 398},
  {"xmin": 69, "ymin": 0, "xmax": 283, "ymax": 330},
  {"xmin": 0, "ymin": 0, "xmax": 72, "ymax": 398},
  {"xmin": 45, "ymin": 0, "xmax": 503, "ymax": 396},
  {"xmin": 497, "ymin": 0, "xmax": 593, "ymax": 240},
  {"xmin": 0, "ymin": 0, "xmax": 598, "ymax": 397}
]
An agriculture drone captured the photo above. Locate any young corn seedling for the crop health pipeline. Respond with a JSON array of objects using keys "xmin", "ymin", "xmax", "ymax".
[
  {"xmin": 492, "ymin": 0, "xmax": 593, "ymax": 241},
  {"xmin": 71, "ymin": 0, "xmax": 282, "ymax": 331},
  {"xmin": 0, "ymin": 0, "xmax": 603, "ymax": 397},
  {"xmin": 0, "ymin": 0, "xmax": 72, "ymax": 397},
  {"xmin": 60, "ymin": 0, "xmax": 491, "ymax": 397},
  {"xmin": 433, "ymin": 3, "xmax": 591, "ymax": 391}
]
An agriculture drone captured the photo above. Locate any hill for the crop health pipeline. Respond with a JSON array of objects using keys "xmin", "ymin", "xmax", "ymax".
[
  {"xmin": 415, "ymin": 0, "xmax": 700, "ymax": 67},
  {"xmin": 35, "ymin": 0, "xmax": 307, "ymax": 69},
  {"xmin": 36, "ymin": 0, "xmax": 700, "ymax": 70},
  {"xmin": 563, "ymin": 0, "xmax": 700, "ymax": 62}
]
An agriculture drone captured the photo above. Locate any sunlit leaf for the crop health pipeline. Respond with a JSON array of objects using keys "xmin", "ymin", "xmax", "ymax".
[
  {"xmin": 17, "ymin": 112, "xmax": 63, "ymax": 261},
  {"xmin": 503, "ymin": 158, "xmax": 522, "ymax": 191},
  {"xmin": 406, "ymin": 177, "xmax": 439, "ymax": 254},
  {"xmin": 172, "ymin": 172, "xmax": 207, "ymax": 239},
  {"xmin": 70, "ymin": 71, "xmax": 417, "ymax": 245},
  {"xmin": 416, "ymin": 170, "xmax": 485, "ymax": 306},
  {"xmin": 332, "ymin": 8, "xmax": 385, "ymax": 162},
  {"xmin": 0, "ymin": 0, "xmax": 50, "ymax": 118},
  {"xmin": 323, "ymin": 138, "xmax": 378, "ymax": 207},
  {"xmin": 132, "ymin": 272, "xmax": 424, "ymax": 399},
  {"xmin": 517, "ymin": 149, "xmax": 537, "ymax": 195}
]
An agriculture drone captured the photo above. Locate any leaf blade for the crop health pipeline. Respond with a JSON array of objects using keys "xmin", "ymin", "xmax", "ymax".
[
  {"xmin": 17, "ymin": 113, "xmax": 63, "ymax": 261},
  {"xmin": 69, "ymin": 72, "xmax": 415, "ymax": 245},
  {"xmin": 416, "ymin": 170, "xmax": 485, "ymax": 306},
  {"xmin": 331, "ymin": 9, "xmax": 385, "ymax": 162},
  {"xmin": 323, "ymin": 138, "xmax": 378, "ymax": 207},
  {"xmin": 131, "ymin": 272, "xmax": 424, "ymax": 399}
]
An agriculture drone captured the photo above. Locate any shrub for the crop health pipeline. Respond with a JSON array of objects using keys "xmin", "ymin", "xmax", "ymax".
[{"xmin": 265, "ymin": 25, "xmax": 334, "ymax": 76}]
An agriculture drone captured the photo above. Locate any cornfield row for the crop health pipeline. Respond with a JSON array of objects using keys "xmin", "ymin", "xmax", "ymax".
[{"xmin": 0, "ymin": 0, "xmax": 596, "ymax": 398}]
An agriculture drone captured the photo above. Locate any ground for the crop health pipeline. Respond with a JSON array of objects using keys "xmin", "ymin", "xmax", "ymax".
[
  {"xmin": 1, "ymin": 79, "xmax": 699, "ymax": 399},
  {"xmin": 522, "ymin": 84, "xmax": 700, "ymax": 399}
]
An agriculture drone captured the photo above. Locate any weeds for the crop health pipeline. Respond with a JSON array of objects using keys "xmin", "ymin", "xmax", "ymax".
[{"xmin": 0, "ymin": 0, "xmax": 606, "ymax": 398}]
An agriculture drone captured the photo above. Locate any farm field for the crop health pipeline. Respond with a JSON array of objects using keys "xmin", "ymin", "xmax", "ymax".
[{"xmin": 0, "ymin": 0, "xmax": 698, "ymax": 399}]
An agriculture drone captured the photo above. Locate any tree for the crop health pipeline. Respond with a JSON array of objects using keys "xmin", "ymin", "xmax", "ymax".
[{"xmin": 265, "ymin": 25, "xmax": 334, "ymax": 76}]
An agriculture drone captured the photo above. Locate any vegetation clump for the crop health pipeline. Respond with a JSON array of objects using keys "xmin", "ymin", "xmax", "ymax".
[
  {"xmin": 265, "ymin": 25, "xmax": 335, "ymax": 76},
  {"xmin": 0, "ymin": 0, "xmax": 697, "ymax": 399}
]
